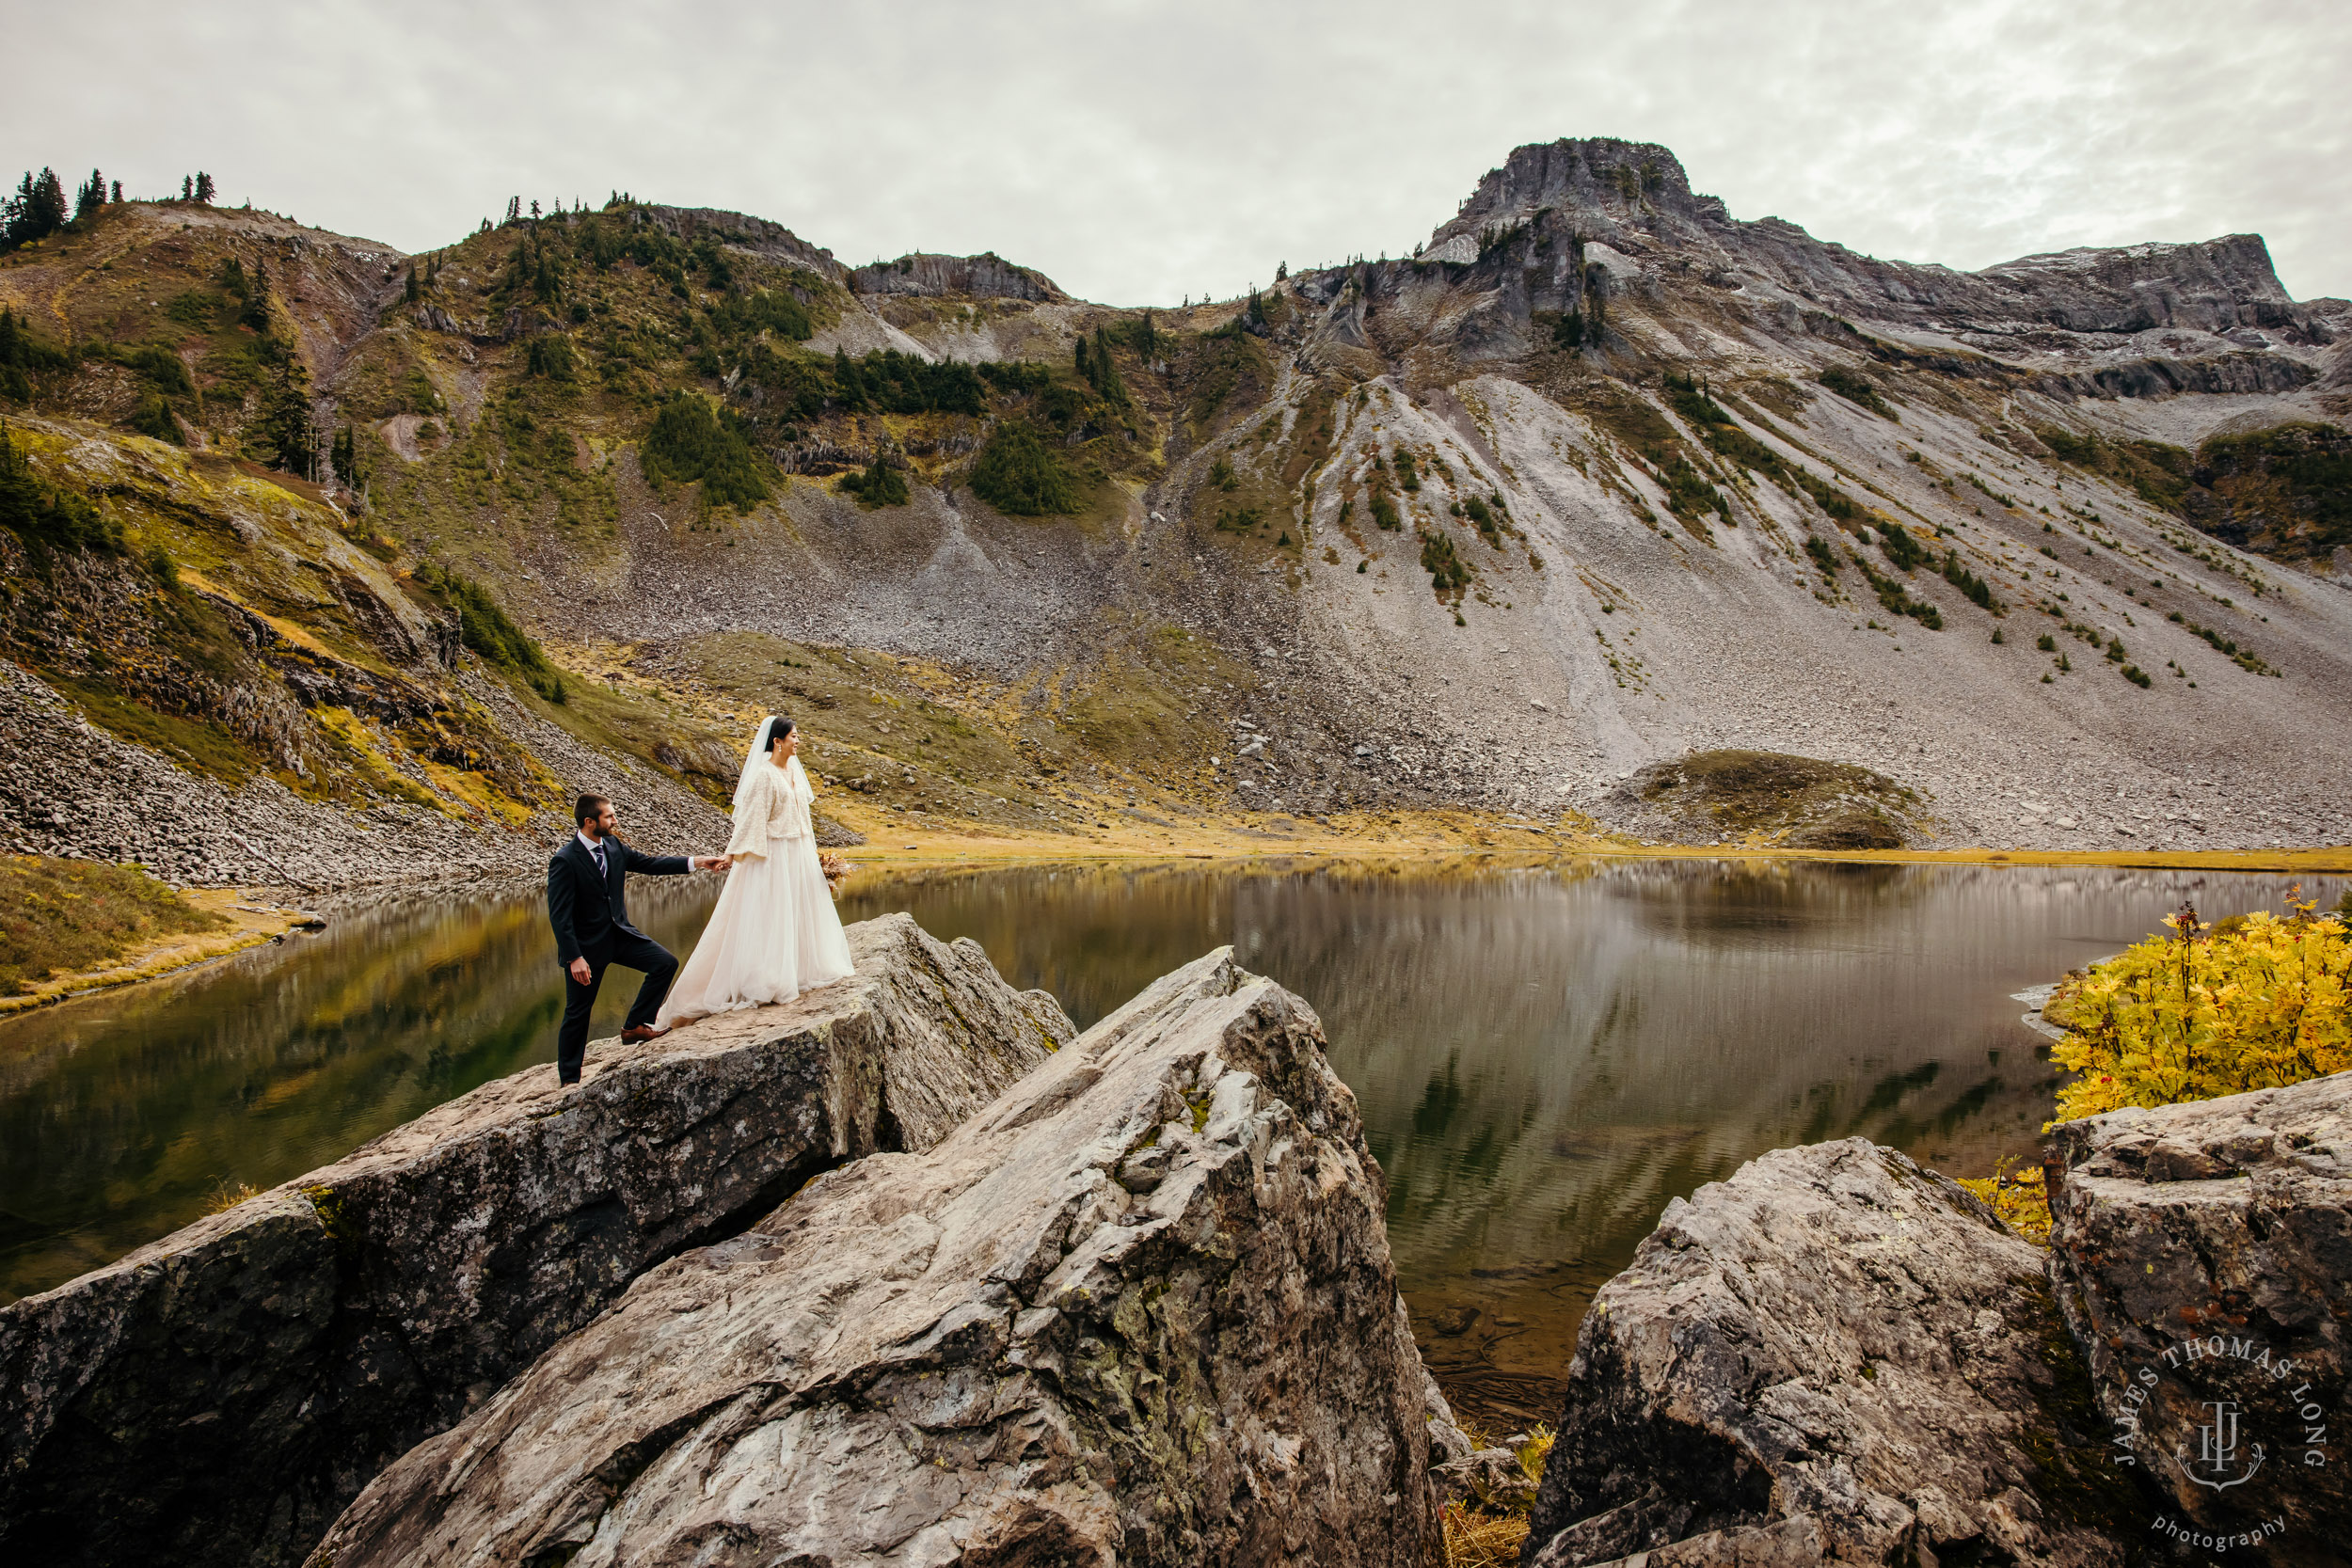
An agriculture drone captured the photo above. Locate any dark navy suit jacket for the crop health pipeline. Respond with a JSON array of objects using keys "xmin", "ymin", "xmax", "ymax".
[{"xmin": 547, "ymin": 834, "xmax": 688, "ymax": 967}]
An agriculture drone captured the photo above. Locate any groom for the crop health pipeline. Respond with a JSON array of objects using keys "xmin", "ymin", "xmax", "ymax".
[{"xmin": 548, "ymin": 793, "xmax": 726, "ymax": 1085}]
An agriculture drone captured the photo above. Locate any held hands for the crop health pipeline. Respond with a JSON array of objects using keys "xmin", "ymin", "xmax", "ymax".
[{"xmin": 692, "ymin": 856, "xmax": 731, "ymax": 873}]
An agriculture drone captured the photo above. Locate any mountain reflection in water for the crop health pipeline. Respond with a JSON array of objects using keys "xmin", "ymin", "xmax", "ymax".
[{"xmin": 4, "ymin": 859, "xmax": 2331, "ymax": 1432}]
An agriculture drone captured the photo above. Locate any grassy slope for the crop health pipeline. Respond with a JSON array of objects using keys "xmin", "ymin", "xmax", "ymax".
[{"xmin": 0, "ymin": 853, "xmax": 225, "ymax": 993}]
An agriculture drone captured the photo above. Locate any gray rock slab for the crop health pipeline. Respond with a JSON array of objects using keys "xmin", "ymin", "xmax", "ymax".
[
  {"xmin": 2045, "ymin": 1071, "xmax": 2352, "ymax": 1561},
  {"xmin": 1521, "ymin": 1138, "xmax": 2131, "ymax": 1568},
  {"xmin": 308, "ymin": 947, "xmax": 1440, "ymax": 1568},
  {"xmin": 0, "ymin": 913, "xmax": 1068, "ymax": 1568}
]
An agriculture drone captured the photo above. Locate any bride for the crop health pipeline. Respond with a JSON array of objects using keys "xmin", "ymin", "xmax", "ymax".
[{"xmin": 658, "ymin": 715, "xmax": 854, "ymax": 1023}]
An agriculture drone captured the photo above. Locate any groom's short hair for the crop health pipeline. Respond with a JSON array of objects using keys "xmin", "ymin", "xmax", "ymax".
[{"xmin": 574, "ymin": 793, "xmax": 611, "ymax": 827}]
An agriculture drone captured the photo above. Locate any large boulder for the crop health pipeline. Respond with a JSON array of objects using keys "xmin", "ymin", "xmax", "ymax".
[
  {"xmin": 2045, "ymin": 1071, "xmax": 2352, "ymax": 1561},
  {"xmin": 0, "ymin": 914, "xmax": 1069, "ymax": 1568},
  {"xmin": 1521, "ymin": 1139, "xmax": 2132, "ymax": 1567},
  {"xmin": 307, "ymin": 948, "xmax": 1441, "ymax": 1568}
]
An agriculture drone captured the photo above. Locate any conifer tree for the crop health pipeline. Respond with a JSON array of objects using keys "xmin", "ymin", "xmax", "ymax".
[
  {"xmin": 194, "ymin": 171, "xmax": 215, "ymax": 203},
  {"xmin": 109, "ymin": 180, "xmax": 121, "ymax": 203},
  {"xmin": 240, "ymin": 260, "xmax": 275, "ymax": 333},
  {"xmin": 255, "ymin": 354, "xmax": 315, "ymax": 477},
  {"xmin": 832, "ymin": 347, "xmax": 867, "ymax": 411},
  {"xmin": 329, "ymin": 423, "xmax": 363, "ymax": 489},
  {"xmin": 4, "ymin": 168, "xmax": 68, "ymax": 250},
  {"xmin": 0, "ymin": 309, "xmax": 31, "ymax": 403},
  {"xmin": 405, "ymin": 262, "xmax": 421, "ymax": 303},
  {"xmin": 74, "ymin": 170, "xmax": 106, "ymax": 219},
  {"xmin": 182, "ymin": 175, "xmax": 192, "ymax": 200}
]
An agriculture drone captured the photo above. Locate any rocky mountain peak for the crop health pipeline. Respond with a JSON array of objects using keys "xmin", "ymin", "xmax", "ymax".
[
  {"xmin": 1434, "ymin": 137, "xmax": 1712, "ymax": 257},
  {"xmin": 1420, "ymin": 138, "xmax": 2324, "ymax": 345}
]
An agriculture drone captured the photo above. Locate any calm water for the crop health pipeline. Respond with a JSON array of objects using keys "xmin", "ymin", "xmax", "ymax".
[{"xmin": 3, "ymin": 859, "xmax": 2334, "ymax": 1430}]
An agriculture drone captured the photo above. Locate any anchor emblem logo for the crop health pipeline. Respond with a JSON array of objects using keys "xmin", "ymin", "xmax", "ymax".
[{"xmin": 2176, "ymin": 1400, "xmax": 2265, "ymax": 1491}]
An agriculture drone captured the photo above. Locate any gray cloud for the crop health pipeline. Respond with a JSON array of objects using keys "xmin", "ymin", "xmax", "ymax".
[{"xmin": 13, "ymin": 0, "xmax": 2348, "ymax": 302}]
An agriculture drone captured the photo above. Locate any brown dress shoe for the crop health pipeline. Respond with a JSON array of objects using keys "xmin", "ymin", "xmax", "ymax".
[{"xmin": 620, "ymin": 1023, "xmax": 672, "ymax": 1043}]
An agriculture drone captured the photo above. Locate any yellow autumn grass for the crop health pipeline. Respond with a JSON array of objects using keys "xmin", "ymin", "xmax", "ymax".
[
  {"xmin": 1439, "ymin": 1424, "xmax": 1554, "ymax": 1567},
  {"xmin": 201, "ymin": 1180, "xmax": 261, "ymax": 1215},
  {"xmin": 1441, "ymin": 1503, "xmax": 1529, "ymax": 1568}
]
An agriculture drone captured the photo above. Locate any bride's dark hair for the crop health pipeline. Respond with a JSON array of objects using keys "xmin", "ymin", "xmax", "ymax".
[{"xmin": 765, "ymin": 716, "xmax": 796, "ymax": 751}]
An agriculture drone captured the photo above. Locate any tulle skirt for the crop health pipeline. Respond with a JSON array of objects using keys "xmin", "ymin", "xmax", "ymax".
[{"xmin": 657, "ymin": 835, "xmax": 854, "ymax": 1024}]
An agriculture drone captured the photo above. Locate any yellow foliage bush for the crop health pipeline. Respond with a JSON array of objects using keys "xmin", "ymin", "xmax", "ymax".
[
  {"xmin": 1956, "ymin": 1161, "xmax": 2050, "ymax": 1245},
  {"xmin": 2046, "ymin": 895, "xmax": 2350, "ymax": 1125}
]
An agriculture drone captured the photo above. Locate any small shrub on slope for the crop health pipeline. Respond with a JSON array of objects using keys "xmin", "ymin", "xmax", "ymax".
[
  {"xmin": 414, "ymin": 563, "xmax": 566, "ymax": 703},
  {"xmin": 970, "ymin": 420, "xmax": 1081, "ymax": 515},
  {"xmin": 840, "ymin": 459, "xmax": 910, "ymax": 509},
  {"xmin": 1819, "ymin": 365, "xmax": 1898, "ymax": 420},
  {"xmin": 641, "ymin": 393, "xmax": 768, "ymax": 513}
]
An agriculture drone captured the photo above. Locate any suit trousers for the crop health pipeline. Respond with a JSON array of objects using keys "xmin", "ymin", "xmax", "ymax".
[{"xmin": 557, "ymin": 928, "xmax": 679, "ymax": 1084}]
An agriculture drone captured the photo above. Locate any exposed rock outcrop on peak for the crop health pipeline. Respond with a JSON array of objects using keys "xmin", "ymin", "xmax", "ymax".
[
  {"xmin": 0, "ymin": 914, "xmax": 1069, "ymax": 1568},
  {"xmin": 2045, "ymin": 1071, "xmax": 2352, "ymax": 1562},
  {"xmin": 309, "ymin": 949, "xmax": 1440, "ymax": 1568},
  {"xmin": 1521, "ymin": 1138, "xmax": 2130, "ymax": 1568},
  {"xmin": 627, "ymin": 202, "xmax": 844, "ymax": 278},
  {"xmin": 850, "ymin": 249, "xmax": 1067, "ymax": 302}
]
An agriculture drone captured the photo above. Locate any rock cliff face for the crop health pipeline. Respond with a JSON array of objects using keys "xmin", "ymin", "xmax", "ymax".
[
  {"xmin": 850, "ymin": 250, "xmax": 1067, "ymax": 302},
  {"xmin": 0, "ymin": 914, "xmax": 1069, "ymax": 1568},
  {"xmin": 2045, "ymin": 1072, "xmax": 2352, "ymax": 1563},
  {"xmin": 1520, "ymin": 1138, "xmax": 2131, "ymax": 1568},
  {"xmin": 308, "ymin": 948, "xmax": 1439, "ymax": 1568}
]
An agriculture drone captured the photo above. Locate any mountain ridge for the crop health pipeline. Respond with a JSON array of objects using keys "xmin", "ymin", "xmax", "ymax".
[{"xmin": 0, "ymin": 135, "xmax": 2345, "ymax": 886}]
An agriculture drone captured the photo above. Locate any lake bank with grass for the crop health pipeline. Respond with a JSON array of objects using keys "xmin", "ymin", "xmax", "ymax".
[{"xmin": 0, "ymin": 854, "xmax": 315, "ymax": 1013}]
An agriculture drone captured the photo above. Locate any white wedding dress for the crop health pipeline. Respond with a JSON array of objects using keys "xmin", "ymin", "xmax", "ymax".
[{"xmin": 658, "ymin": 732, "xmax": 854, "ymax": 1024}]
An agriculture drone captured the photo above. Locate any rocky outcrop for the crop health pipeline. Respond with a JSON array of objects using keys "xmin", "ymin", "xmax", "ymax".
[
  {"xmin": 308, "ymin": 948, "xmax": 1439, "ymax": 1568},
  {"xmin": 629, "ymin": 203, "xmax": 844, "ymax": 279},
  {"xmin": 0, "ymin": 914, "xmax": 1069, "ymax": 1568},
  {"xmin": 2180, "ymin": 420, "xmax": 2352, "ymax": 566},
  {"xmin": 1431, "ymin": 139, "xmax": 2321, "ymax": 341},
  {"xmin": 2045, "ymin": 1072, "xmax": 2352, "ymax": 1562},
  {"xmin": 1521, "ymin": 1139, "xmax": 2131, "ymax": 1568},
  {"xmin": 850, "ymin": 250, "xmax": 1066, "ymax": 302}
]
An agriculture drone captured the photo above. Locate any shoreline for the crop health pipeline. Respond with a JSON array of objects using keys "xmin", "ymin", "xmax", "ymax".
[
  {"xmin": 8, "ymin": 821, "xmax": 2341, "ymax": 1017},
  {"xmin": 0, "ymin": 891, "xmax": 322, "ymax": 1018}
]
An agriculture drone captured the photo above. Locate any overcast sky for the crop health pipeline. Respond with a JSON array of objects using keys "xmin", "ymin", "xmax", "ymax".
[{"xmin": 12, "ymin": 0, "xmax": 2348, "ymax": 305}]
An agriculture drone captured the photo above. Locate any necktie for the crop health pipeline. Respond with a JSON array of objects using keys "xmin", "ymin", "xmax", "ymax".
[{"xmin": 594, "ymin": 841, "xmax": 608, "ymax": 881}]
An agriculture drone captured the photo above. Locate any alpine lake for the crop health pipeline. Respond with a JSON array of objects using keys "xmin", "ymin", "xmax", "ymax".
[{"xmin": 5, "ymin": 856, "xmax": 2336, "ymax": 1433}]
